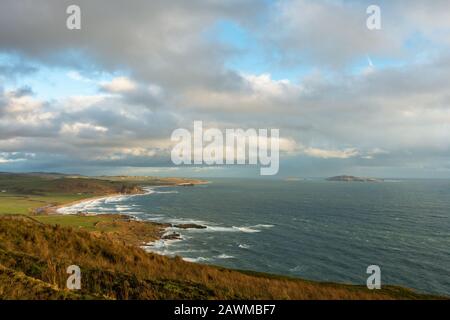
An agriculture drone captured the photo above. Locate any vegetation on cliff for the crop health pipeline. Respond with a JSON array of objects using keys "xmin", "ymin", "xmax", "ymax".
[{"xmin": 0, "ymin": 215, "xmax": 441, "ymax": 300}]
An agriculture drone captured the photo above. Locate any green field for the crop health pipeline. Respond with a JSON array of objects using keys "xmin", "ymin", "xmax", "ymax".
[
  {"xmin": 0, "ymin": 172, "xmax": 141, "ymax": 216},
  {"xmin": 0, "ymin": 172, "xmax": 202, "ymax": 240},
  {"xmin": 0, "ymin": 172, "xmax": 206, "ymax": 216},
  {"xmin": 0, "ymin": 172, "xmax": 158, "ymax": 238},
  {"xmin": 0, "ymin": 193, "xmax": 91, "ymax": 215}
]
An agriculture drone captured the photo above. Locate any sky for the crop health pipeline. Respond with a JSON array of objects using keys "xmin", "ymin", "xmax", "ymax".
[{"xmin": 1, "ymin": 0, "xmax": 450, "ymax": 178}]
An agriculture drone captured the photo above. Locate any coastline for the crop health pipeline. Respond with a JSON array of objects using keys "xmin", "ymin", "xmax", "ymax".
[
  {"xmin": 36, "ymin": 178, "xmax": 210, "ymax": 215},
  {"xmin": 2, "ymin": 213, "xmax": 444, "ymax": 300},
  {"xmin": 37, "ymin": 181, "xmax": 209, "ymax": 250},
  {"xmin": 1, "ymin": 173, "xmax": 447, "ymax": 300},
  {"xmin": 36, "ymin": 192, "xmax": 129, "ymax": 215}
]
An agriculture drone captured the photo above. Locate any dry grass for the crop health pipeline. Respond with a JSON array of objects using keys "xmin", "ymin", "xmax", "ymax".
[
  {"xmin": 0, "ymin": 215, "xmax": 442, "ymax": 300},
  {"xmin": 34, "ymin": 214, "xmax": 168, "ymax": 246},
  {"xmin": 0, "ymin": 264, "xmax": 89, "ymax": 300}
]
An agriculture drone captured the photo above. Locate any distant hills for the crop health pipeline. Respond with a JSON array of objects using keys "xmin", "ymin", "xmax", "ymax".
[{"xmin": 326, "ymin": 175, "xmax": 383, "ymax": 182}]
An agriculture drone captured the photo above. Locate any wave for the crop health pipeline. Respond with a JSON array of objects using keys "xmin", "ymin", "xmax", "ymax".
[
  {"xmin": 169, "ymin": 249, "xmax": 205, "ymax": 254},
  {"xmin": 252, "ymin": 224, "xmax": 274, "ymax": 228},
  {"xmin": 141, "ymin": 187, "xmax": 156, "ymax": 193},
  {"xmin": 166, "ymin": 223, "xmax": 273, "ymax": 234},
  {"xmin": 216, "ymin": 254, "xmax": 234, "ymax": 259},
  {"xmin": 104, "ymin": 195, "xmax": 133, "ymax": 203},
  {"xmin": 143, "ymin": 216, "xmax": 165, "ymax": 221},
  {"xmin": 204, "ymin": 226, "xmax": 239, "ymax": 232},
  {"xmin": 114, "ymin": 205, "xmax": 134, "ymax": 211},
  {"xmin": 180, "ymin": 225, "xmax": 259, "ymax": 233},
  {"xmin": 289, "ymin": 265, "xmax": 306, "ymax": 273},
  {"xmin": 238, "ymin": 244, "xmax": 251, "ymax": 249},
  {"xmin": 142, "ymin": 237, "xmax": 183, "ymax": 256},
  {"xmin": 167, "ymin": 218, "xmax": 210, "ymax": 225},
  {"xmin": 232, "ymin": 226, "xmax": 261, "ymax": 233},
  {"xmin": 183, "ymin": 257, "xmax": 211, "ymax": 263},
  {"xmin": 57, "ymin": 187, "xmax": 156, "ymax": 214}
]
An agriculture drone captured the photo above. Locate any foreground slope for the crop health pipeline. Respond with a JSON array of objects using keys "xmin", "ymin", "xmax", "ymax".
[{"xmin": 0, "ymin": 215, "xmax": 442, "ymax": 300}]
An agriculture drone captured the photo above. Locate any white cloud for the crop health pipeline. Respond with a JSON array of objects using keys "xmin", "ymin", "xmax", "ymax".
[
  {"xmin": 95, "ymin": 148, "xmax": 157, "ymax": 161},
  {"xmin": 0, "ymin": 152, "xmax": 34, "ymax": 163},
  {"xmin": 67, "ymin": 71, "xmax": 92, "ymax": 82},
  {"xmin": 5, "ymin": 94, "xmax": 42, "ymax": 113},
  {"xmin": 100, "ymin": 77, "xmax": 137, "ymax": 93},
  {"xmin": 62, "ymin": 95, "xmax": 108, "ymax": 112},
  {"xmin": 60, "ymin": 122, "xmax": 108, "ymax": 136},
  {"xmin": 243, "ymin": 73, "xmax": 293, "ymax": 96},
  {"xmin": 303, "ymin": 147, "xmax": 360, "ymax": 159}
]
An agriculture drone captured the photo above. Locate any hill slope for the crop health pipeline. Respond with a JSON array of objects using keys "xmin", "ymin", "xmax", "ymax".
[{"xmin": 0, "ymin": 215, "xmax": 441, "ymax": 300}]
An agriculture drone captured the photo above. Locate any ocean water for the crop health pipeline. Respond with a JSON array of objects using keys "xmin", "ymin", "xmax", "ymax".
[{"xmin": 59, "ymin": 178, "xmax": 450, "ymax": 296}]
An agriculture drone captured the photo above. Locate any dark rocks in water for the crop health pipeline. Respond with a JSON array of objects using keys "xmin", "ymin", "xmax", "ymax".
[
  {"xmin": 121, "ymin": 185, "xmax": 143, "ymax": 194},
  {"xmin": 178, "ymin": 183, "xmax": 195, "ymax": 186},
  {"xmin": 162, "ymin": 232, "xmax": 181, "ymax": 240},
  {"xmin": 326, "ymin": 175, "xmax": 382, "ymax": 182},
  {"xmin": 173, "ymin": 223, "xmax": 207, "ymax": 229}
]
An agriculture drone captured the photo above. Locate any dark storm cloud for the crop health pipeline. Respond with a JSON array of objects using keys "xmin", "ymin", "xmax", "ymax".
[{"xmin": 0, "ymin": 0, "xmax": 260, "ymax": 90}]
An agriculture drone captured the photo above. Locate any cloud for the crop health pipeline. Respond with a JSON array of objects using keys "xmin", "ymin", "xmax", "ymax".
[
  {"xmin": 67, "ymin": 70, "xmax": 92, "ymax": 82},
  {"xmin": 303, "ymin": 147, "xmax": 360, "ymax": 159},
  {"xmin": 0, "ymin": 0, "xmax": 449, "ymax": 176},
  {"xmin": 0, "ymin": 0, "xmax": 262, "ymax": 91},
  {"xmin": 60, "ymin": 122, "xmax": 108, "ymax": 136},
  {"xmin": 0, "ymin": 57, "xmax": 37, "ymax": 81},
  {"xmin": 243, "ymin": 74, "xmax": 292, "ymax": 97},
  {"xmin": 0, "ymin": 152, "xmax": 35, "ymax": 163},
  {"xmin": 10, "ymin": 86, "xmax": 34, "ymax": 98},
  {"xmin": 263, "ymin": 0, "xmax": 450, "ymax": 68},
  {"xmin": 100, "ymin": 77, "xmax": 137, "ymax": 93},
  {"xmin": 266, "ymin": 0, "xmax": 397, "ymax": 67}
]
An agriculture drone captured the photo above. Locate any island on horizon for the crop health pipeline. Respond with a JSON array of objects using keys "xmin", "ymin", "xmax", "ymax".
[{"xmin": 326, "ymin": 175, "xmax": 383, "ymax": 182}]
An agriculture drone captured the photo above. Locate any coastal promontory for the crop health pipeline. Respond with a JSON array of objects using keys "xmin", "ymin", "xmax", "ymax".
[{"xmin": 326, "ymin": 175, "xmax": 383, "ymax": 182}]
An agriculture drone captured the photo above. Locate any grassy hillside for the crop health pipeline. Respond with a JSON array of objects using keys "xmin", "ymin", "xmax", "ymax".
[
  {"xmin": 0, "ymin": 215, "xmax": 441, "ymax": 300},
  {"xmin": 0, "ymin": 173, "xmax": 207, "ymax": 216},
  {"xmin": 0, "ymin": 173, "xmax": 141, "ymax": 215},
  {"xmin": 94, "ymin": 175, "xmax": 208, "ymax": 186}
]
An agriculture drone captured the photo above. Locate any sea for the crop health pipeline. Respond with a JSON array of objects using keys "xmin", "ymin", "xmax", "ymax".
[{"xmin": 58, "ymin": 178, "xmax": 450, "ymax": 296}]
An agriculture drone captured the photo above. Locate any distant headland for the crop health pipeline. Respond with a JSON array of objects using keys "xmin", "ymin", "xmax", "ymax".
[{"xmin": 326, "ymin": 175, "xmax": 383, "ymax": 182}]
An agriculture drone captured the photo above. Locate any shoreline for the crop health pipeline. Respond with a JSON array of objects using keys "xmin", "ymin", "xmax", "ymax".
[
  {"xmin": 37, "ymin": 192, "xmax": 129, "ymax": 215},
  {"xmin": 37, "ymin": 182, "xmax": 209, "ymax": 252},
  {"xmin": 35, "ymin": 179, "xmax": 210, "ymax": 216}
]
